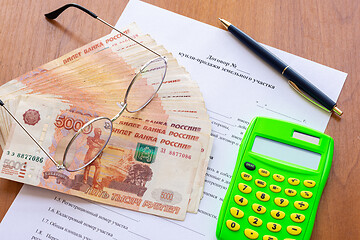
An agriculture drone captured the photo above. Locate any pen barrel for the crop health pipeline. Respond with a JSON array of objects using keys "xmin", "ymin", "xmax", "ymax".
[
  {"xmin": 228, "ymin": 25, "xmax": 287, "ymax": 72},
  {"xmin": 228, "ymin": 24, "xmax": 336, "ymax": 112},
  {"xmin": 283, "ymin": 67, "xmax": 336, "ymax": 111}
]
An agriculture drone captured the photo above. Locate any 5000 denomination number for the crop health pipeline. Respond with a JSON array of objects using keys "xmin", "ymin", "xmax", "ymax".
[{"xmin": 54, "ymin": 115, "xmax": 92, "ymax": 134}]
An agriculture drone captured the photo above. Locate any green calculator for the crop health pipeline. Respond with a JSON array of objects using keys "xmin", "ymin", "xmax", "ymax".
[{"xmin": 216, "ymin": 117, "xmax": 333, "ymax": 240}]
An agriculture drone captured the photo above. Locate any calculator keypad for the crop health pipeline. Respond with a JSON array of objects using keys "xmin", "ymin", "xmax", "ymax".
[{"xmin": 224, "ymin": 161, "xmax": 317, "ymax": 239}]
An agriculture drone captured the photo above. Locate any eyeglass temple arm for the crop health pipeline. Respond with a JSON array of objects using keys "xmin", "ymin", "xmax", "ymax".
[
  {"xmin": 44, "ymin": 3, "xmax": 161, "ymax": 58},
  {"xmin": 0, "ymin": 99, "xmax": 61, "ymax": 169}
]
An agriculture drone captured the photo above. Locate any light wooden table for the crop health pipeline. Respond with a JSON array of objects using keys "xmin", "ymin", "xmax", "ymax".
[{"xmin": 0, "ymin": 0, "xmax": 359, "ymax": 239}]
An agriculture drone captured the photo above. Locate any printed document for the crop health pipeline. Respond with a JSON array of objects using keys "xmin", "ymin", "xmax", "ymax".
[{"xmin": 0, "ymin": 0, "xmax": 347, "ymax": 239}]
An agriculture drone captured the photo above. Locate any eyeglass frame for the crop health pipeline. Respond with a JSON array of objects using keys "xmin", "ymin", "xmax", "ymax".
[{"xmin": 0, "ymin": 3, "xmax": 167, "ymax": 172}]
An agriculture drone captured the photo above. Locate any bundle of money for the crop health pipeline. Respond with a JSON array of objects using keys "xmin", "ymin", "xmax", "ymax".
[{"xmin": 0, "ymin": 23, "xmax": 213, "ymax": 220}]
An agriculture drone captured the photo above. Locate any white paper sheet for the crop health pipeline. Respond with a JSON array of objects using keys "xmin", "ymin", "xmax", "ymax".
[{"xmin": 0, "ymin": 1, "xmax": 347, "ymax": 239}]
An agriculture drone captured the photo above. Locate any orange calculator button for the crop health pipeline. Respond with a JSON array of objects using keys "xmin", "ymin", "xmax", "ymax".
[
  {"xmin": 255, "ymin": 179, "xmax": 267, "ymax": 188},
  {"xmin": 266, "ymin": 222, "xmax": 282, "ymax": 232},
  {"xmin": 269, "ymin": 185, "xmax": 281, "ymax": 193},
  {"xmin": 285, "ymin": 188, "xmax": 297, "ymax": 197},
  {"xmin": 230, "ymin": 207, "xmax": 244, "ymax": 218},
  {"xmin": 300, "ymin": 191, "xmax": 313, "ymax": 199},
  {"xmin": 244, "ymin": 229, "xmax": 259, "ymax": 239},
  {"xmin": 258, "ymin": 168, "xmax": 270, "ymax": 177},
  {"xmin": 256, "ymin": 191, "xmax": 270, "ymax": 202},
  {"xmin": 270, "ymin": 210, "xmax": 285, "ymax": 220},
  {"xmin": 290, "ymin": 213, "xmax": 306, "ymax": 223},
  {"xmin": 238, "ymin": 183, "xmax": 252, "ymax": 194},
  {"xmin": 304, "ymin": 180, "xmax": 316, "ymax": 188},
  {"xmin": 234, "ymin": 195, "xmax": 248, "ymax": 206},
  {"xmin": 288, "ymin": 178, "xmax": 300, "ymax": 186},
  {"xmin": 252, "ymin": 203, "xmax": 266, "ymax": 214},
  {"xmin": 248, "ymin": 216, "xmax": 263, "ymax": 227},
  {"xmin": 241, "ymin": 172, "xmax": 253, "ymax": 181},
  {"xmin": 273, "ymin": 174, "xmax": 285, "ymax": 182},
  {"xmin": 294, "ymin": 201, "xmax": 309, "ymax": 210},
  {"xmin": 287, "ymin": 226, "xmax": 302, "ymax": 235},
  {"xmin": 226, "ymin": 220, "xmax": 240, "ymax": 231},
  {"xmin": 274, "ymin": 197, "xmax": 289, "ymax": 207}
]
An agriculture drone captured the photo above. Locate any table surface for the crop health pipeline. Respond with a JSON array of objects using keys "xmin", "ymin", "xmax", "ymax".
[{"xmin": 0, "ymin": 0, "xmax": 359, "ymax": 239}]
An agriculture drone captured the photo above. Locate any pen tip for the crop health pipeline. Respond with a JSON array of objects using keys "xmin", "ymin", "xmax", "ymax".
[{"xmin": 218, "ymin": 18, "xmax": 231, "ymax": 29}]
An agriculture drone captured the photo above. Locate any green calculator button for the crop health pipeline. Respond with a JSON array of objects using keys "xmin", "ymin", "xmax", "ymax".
[
  {"xmin": 238, "ymin": 183, "xmax": 252, "ymax": 194},
  {"xmin": 245, "ymin": 162, "xmax": 256, "ymax": 171},
  {"xmin": 230, "ymin": 207, "xmax": 244, "ymax": 218},
  {"xmin": 263, "ymin": 235, "xmax": 278, "ymax": 240},
  {"xmin": 290, "ymin": 213, "xmax": 305, "ymax": 223},
  {"xmin": 285, "ymin": 188, "xmax": 297, "ymax": 197},
  {"xmin": 241, "ymin": 172, "xmax": 253, "ymax": 181},
  {"xmin": 287, "ymin": 226, "xmax": 302, "ymax": 235},
  {"xmin": 273, "ymin": 174, "xmax": 285, "ymax": 182},
  {"xmin": 288, "ymin": 178, "xmax": 300, "ymax": 186},
  {"xmin": 256, "ymin": 191, "xmax": 270, "ymax": 202},
  {"xmin": 244, "ymin": 228, "xmax": 259, "ymax": 239},
  {"xmin": 269, "ymin": 185, "xmax": 281, "ymax": 193},
  {"xmin": 252, "ymin": 204, "xmax": 266, "ymax": 214},
  {"xmin": 266, "ymin": 222, "xmax": 282, "ymax": 232},
  {"xmin": 304, "ymin": 180, "xmax": 316, "ymax": 188},
  {"xmin": 258, "ymin": 168, "xmax": 270, "ymax": 177},
  {"xmin": 248, "ymin": 216, "xmax": 263, "ymax": 227},
  {"xmin": 226, "ymin": 220, "xmax": 240, "ymax": 231},
  {"xmin": 274, "ymin": 197, "xmax": 289, "ymax": 207},
  {"xmin": 255, "ymin": 179, "xmax": 267, "ymax": 188},
  {"xmin": 234, "ymin": 195, "xmax": 248, "ymax": 206},
  {"xmin": 300, "ymin": 191, "xmax": 313, "ymax": 199},
  {"xmin": 270, "ymin": 210, "xmax": 285, "ymax": 220}
]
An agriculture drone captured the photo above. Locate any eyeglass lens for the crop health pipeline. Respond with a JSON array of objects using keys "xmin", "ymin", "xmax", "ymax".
[
  {"xmin": 63, "ymin": 117, "xmax": 113, "ymax": 171},
  {"xmin": 124, "ymin": 57, "xmax": 167, "ymax": 112}
]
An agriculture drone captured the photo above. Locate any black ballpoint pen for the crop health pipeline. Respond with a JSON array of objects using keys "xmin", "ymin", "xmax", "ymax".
[{"xmin": 219, "ymin": 18, "xmax": 342, "ymax": 116}]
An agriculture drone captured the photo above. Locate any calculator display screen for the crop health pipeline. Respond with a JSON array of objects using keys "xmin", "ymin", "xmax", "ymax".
[{"xmin": 252, "ymin": 136, "xmax": 321, "ymax": 170}]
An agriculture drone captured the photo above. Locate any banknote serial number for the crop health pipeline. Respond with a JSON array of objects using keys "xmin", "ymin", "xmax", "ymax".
[
  {"xmin": 168, "ymin": 151, "xmax": 191, "ymax": 159},
  {"xmin": 6, "ymin": 151, "xmax": 44, "ymax": 163}
]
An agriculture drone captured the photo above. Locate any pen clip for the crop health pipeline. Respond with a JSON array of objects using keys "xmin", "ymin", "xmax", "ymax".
[{"xmin": 288, "ymin": 80, "xmax": 331, "ymax": 113}]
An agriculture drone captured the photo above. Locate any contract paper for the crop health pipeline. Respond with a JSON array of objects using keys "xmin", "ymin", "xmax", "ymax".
[{"xmin": 0, "ymin": 0, "xmax": 347, "ymax": 239}]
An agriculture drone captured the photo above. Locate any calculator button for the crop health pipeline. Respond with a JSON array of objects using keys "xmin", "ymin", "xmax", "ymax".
[
  {"xmin": 288, "ymin": 178, "xmax": 300, "ymax": 186},
  {"xmin": 274, "ymin": 197, "xmax": 289, "ymax": 207},
  {"xmin": 294, "ymin": 201, "xmax": 309, "ymax": 210},
  {"xmin": 290, "ymin": 213, "xmax": 306, "ymax": 223},
  {"xmin": 234, "ymin": 195, "xmax": 248, "ymax": 206},
  {"xmin": 269, "ymin": 185, "xmax": 281, "ymax": 193},
  {"xmin": 285, "ymin": 188, "xmax": 297, "ymax": 197},
  {"xmin": 230, "ymin": 207, "xmax": 244, "ymax": 218},
  {"xmin": 226, "ymin": 220, "xmax": 240, "ymax": 231},
  {"xmin": 300, "ymin": 191, "xmax": 313, "ymax": 199},
  {"xmin": 238, "ymin": 183, "xmax": 252, "ymax": 194},
  {"xmin": 270, "ymin": 210, "xmax": 285, "ymax": 220},
  {"xmin": 241, "ymin": 172, "xmax": 253, "ymax": 181},
  {"xmin": 244, "ymin": 229, "xmax": 259, "ymax": 239},
  {"xmin": 245, "ymin": 162, "xmax": 256, "ymax": 171},
  {"xmin": 255, "ymin": 179, "xmax": 267, "ymax": 188},
  {"xmin": 263, "ymin": 235, "xmax": 278, "ymax": 240},
  {"xmin": 266, "ymin": 222, "xmax": 282, "ymax": 232},
  {"xmin": 304, "ymin": 180, "xmax": 316, "ymax": 188},
  {"xmin": 256, "ymin": 191, "xmax": 270, "ymax": 202},
  {"xmin": 248, "ymin": 216, "xmax": 263, "ymax": 227},
  {"xmin": 252, "ymin": 204, "xmax": 266, "ymax": 214},
  {"xmin": 287, "ymin": 226, "xmax": 302, "ymax": 235},
  {"xmin": 258, "ymin": 168, "xmax": 270, "ymax": 177},
  {"xmin": 273, "ymin": 174, "xmax": 285, "ymax": 182}
]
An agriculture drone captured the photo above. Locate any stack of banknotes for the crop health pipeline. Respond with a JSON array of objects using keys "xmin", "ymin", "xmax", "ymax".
[{"xmin": 0, "ymin": 23, "xmax": 213, "ymax": 220}]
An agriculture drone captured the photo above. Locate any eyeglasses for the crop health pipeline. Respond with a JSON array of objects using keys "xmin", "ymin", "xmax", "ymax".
[{"xmin": 0, "ymin": 4, "xmax": 167, "ymax": 172}]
